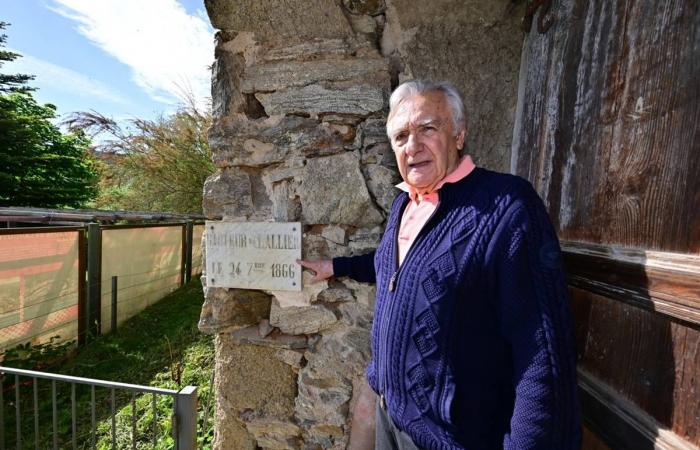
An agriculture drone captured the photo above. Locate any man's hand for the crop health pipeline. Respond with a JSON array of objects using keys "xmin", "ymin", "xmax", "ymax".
[{"xmin": 296, "ymin": 259, "xmax": 333, "ymax": 282}]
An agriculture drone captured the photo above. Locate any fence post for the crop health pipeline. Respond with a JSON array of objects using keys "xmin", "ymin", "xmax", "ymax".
[
  {"xmin": 185, "ymin": 221, "xmax": 194, "ymax": 284},
  {"xmin": 86, "ymin": 223, "xmax": 102, "ymax": 338},
  {"xmin": 111, "ymin": 276, "xmax": 118, "ymax": 333},
  {"xmin": 78, "ymin": 229, "xmax": 88, "ymax": 346},
  {"xmin": 175, "ymin": 386, "xmax": 198, "ymax": 450}
]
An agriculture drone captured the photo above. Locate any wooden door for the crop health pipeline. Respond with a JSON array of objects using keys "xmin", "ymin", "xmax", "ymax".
[{"xmin": 511, "ymin": 1, "xmax": 699, "ymax": 448}]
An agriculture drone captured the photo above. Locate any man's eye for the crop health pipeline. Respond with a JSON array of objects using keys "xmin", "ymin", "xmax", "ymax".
[{"xmin": 395, "ymin": 133, "xmax": 408, "ymax": 142}]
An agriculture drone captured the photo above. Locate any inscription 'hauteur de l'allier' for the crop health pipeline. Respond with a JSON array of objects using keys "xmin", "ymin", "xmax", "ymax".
[{"xmin": 208, "ymin": 232, "xmax": 300, "ymax": 250}]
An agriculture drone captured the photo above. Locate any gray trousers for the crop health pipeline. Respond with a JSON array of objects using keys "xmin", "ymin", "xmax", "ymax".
[{"xmin": 375, "ymin": 399, "xmax": 420, "ymax": 450}]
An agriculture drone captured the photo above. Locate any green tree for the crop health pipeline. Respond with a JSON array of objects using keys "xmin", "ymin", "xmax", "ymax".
[
  {"xmin": 0, "ymin": 93, "xmax": 100, "ymax": 207},
  {"xmin": 0, "ymin": 21, "xmax": 34, "ymax": 93},
  {"xmin": 65, "ymin": 102, "xmax": 214, "ymax": 214}
]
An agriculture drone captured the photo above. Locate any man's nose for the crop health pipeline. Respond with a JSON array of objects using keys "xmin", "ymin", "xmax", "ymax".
[{"xmin": 405, "ymin": 133, "xmax": 421, "ymax": 156}]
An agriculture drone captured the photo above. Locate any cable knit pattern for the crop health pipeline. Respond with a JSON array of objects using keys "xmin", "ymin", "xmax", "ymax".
[{"xmin": 334, "ymin": 168, "xmax": 581, "ymax": 450}]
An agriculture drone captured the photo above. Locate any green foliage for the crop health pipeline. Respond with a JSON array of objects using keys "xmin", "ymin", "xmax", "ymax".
[
  {"xmin": 66, "ymin": 102, "xmax": 214, "ymax": 214},
  {"xmin": 0, "ymin": 23, "xmax": 98, "ymax": 207},
  {"xmin": 1, "ymin": 335, "xmax": 75, "ymax": 370},
  {"xmin": 0, "ymin": 92, "xmax": 100, "ymax": 207},
  {"xmin": 0, "ymin": 21, "xmax": 34, "ymax": 93}
]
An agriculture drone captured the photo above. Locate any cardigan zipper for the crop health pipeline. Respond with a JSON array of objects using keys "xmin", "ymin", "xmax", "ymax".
[
  {"xmin": 388, "ymin": 197, "xmax": 442, "ymax": 292},
  {"xmin": 379, "ymin": 194, "xmax": 442, "ymax": 404}
]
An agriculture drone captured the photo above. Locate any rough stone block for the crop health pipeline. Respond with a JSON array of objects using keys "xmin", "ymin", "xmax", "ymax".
[
  {"xmin": 258, "ymin": 319, "xmax": 274, "ymax": 338},
  {"xmin": 347, "ymin": 226, "xmax": 384, "ymax": 253},
  {"xmin": 295, "ymin": 373, "xmax": 352, "ymax": 427},
  {"xmin": 269, "ymin": 301, "xmax": 337, "ymax": 335},
  {"xmin": 360, "ymin": 142, "xmax": 395, "ymax": 167},
  {"xmin": 301, "ymin": 232, "xmax": 351, "ymax": 260},
  {"xmin": 263, "ymin": 39, "xmax": 353, "ymax": 61},
  {"xmin": 244, "ymin": 418, "xmax": 301, "ymax": 450},
  {"xmin": 270, "ymin": 180, "xmax": 301, "ymax": 222},
  {"xmin": 230, "ymin": 326, "xmax": 308, "ymax": 350},
  {"xmin": 209, "ymin": 115, "xmax": 351, "ymax": 167},
  {"xmin": 274, "ymin": 349, "xmax": 305, "ymax": 371},
  {"xmin": 198, "ymin": 288, "xmax": 271, "ymax": 334},
  {"xmin": 356, "ymin": 117, "xmax": 390, "ymax": 148},
  {"xmin": 343, "ymin": 0, "xmax": 386, "ymax": 16},
  {"xmin": 205, "ymin": 0, "xmax": 354, "ymax": 45},
  {"xmin": 211, "ymin": 50, "xmax": 246, "ymax": 118},
  {"xmin": 337, "ymin": 302, "xmax": 373, "ymax": 328},
  {"xmin": 300, "ymin": 153, "xmax": 384, "ymax": 227},
  {"xmin": 202, "ymin": 169, "xmax": 253, "ymax": 219},
  {"xmin": 269, "ymin": 271, "xmax": 328, "ymax": 307},
  {"xmin": 320, "ymin": 225, "xmax": 347, "ymax": 246},
  {"xmin": 365, "ymin": 164, "xmax": 401, "ymax": 214},
  {"xmin": 304, "ymin": 423, "xmax": 347, "ymax": 450},
  {"xmin": 202, "ymin": 169, "xmax": 272, "ymax": 220},
  {"xmin": 317, "ymin": 287, "xmax": 355, "ymax": 304},
  {"xmin": 303, "ymin": 329, "xmax": 370, "ymax": 382},
  {"xmin": 342, "ymin": 279, "xmax": 376, "ymax": 309},
  {"xmin": 256, "ymin": 83, "xmax": 386, "ymax": 117},
  {"xmin": 241, "ymin": 58, "xmax": 389, "ymax": 93},
  {"xmin": 213, "ymin": 335, "xmax": 298, "ymax": 450},
  {"xmin": 347, "ymin": 14, "xmax": 379, "ymax": 37}
]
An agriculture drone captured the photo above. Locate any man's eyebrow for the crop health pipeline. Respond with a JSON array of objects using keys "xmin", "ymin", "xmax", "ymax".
[
  {"xmin": 417, "ymin": 118, "xmax": 443, "ymax": 127},
  {"xmin": 390, "ymin": 118, "xmax": 444, "ymax": 138}
]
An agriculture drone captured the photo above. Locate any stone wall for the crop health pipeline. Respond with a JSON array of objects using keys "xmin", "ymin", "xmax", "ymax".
[{"xmin": 200, "ymin": 1, "xmax": 525, "ymax": 448}]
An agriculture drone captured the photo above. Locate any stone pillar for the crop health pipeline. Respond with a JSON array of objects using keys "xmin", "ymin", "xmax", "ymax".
[{"xmin": 200, "ymin": 1, "xmax": 524, "ymax": 448}]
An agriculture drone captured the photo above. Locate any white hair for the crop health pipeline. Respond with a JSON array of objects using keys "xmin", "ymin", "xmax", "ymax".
[{"xmin": 386, "ymin": 79, "xmax": 466, "ymax": 138}]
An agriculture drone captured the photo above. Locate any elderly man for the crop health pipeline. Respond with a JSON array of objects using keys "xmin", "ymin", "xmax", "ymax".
[{"xmin": 299, "ymin": 80, "xmax": 580, "ymax": 450}]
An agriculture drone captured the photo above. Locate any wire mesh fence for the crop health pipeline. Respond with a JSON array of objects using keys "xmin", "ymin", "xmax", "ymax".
[
  {"xmin": 0, "ymin": 229, "xmax": 82, "ymax": 355},
  {"xmin": 0, "ymin": 222, "xmax": 204, "ymax": 354}
]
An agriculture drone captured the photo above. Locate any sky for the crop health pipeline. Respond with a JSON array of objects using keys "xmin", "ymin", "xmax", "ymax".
[{"xmin": 1, "ymin": 0, "xmax": 215, "ymax": 125}]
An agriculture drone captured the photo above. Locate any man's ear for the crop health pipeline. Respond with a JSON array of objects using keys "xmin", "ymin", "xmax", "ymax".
[{"xmin": 456, "ymin": 127, "xmax": 466, "ymax": 150}]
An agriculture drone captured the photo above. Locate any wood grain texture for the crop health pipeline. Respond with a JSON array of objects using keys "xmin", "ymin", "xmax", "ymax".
[
  {"xmin": 562, "ymin": 240, "xmax": 700, "ymax": 325},
  {"xmin": 512, "ymin": 0, "xmax": 700, "ymax": 253},
  {"xmin": 571, "ymin": 288, "xmax": 700, "ymax": 445},
  {"xmin": 578, "ymin": 369, "xmax": 700, "ymax": 450},
  {"xmin": 582, "ymin": 425, "xmax": 613, "ymax": 450},
  {"xmin": 581, "ymin": 425, "xmax": 612, "ymax": 450},
  {"xmin": 513, "ymin": 0, "xmax": 700, "ymax": 446}
]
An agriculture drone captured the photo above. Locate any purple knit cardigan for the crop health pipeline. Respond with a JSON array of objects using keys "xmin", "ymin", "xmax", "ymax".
[{"xmin": 333, "ymin": 168, "xmax": 581, "ymax": 450}]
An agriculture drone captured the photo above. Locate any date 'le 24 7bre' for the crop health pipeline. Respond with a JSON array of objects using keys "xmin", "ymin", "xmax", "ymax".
[{"xmin": 210, "ymin": 262, "xmax": 295, "ymax": 279}]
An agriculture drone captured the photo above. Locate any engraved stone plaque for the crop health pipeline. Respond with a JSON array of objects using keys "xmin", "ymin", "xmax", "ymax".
[{"xmin": 205, "ymin": 221, "xmax": 301, "ymax": 291}]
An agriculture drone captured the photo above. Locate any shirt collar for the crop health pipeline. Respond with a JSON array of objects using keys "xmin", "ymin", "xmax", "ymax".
[{"xmin": 396, "ymin": 154, "xmax": 476, "ymax": 202}]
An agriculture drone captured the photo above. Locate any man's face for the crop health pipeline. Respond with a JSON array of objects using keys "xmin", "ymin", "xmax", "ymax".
[{"xmin": 388, "ymin": 92, "xmax": 465, "ymax": 193}]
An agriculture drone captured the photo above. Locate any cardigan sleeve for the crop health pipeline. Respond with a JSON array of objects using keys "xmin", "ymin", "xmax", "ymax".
[
  {"xmin": 494, "ymin": 190, "xmax": 581, "ymax": 450},
  {"xmin": 332, "ymin": 251, "xmax": 376, "ymax": 283}
]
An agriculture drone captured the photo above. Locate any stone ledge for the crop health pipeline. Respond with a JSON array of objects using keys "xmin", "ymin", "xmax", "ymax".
[
  {"xmin": 256, "ymin": 83, "xmax": 387, "ymax": 117},
  {"xmin": 241, "ymin": 58, "xmax": 389, "ymax": 93},
  {"xmin": 230, "ymin": 326, "xmax": 309, "ymax": 350}
]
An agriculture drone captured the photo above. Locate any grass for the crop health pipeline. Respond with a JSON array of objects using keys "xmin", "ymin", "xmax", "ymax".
[{"xmin": 1, "ymin": 278, "xmax": 215, "ymax": 449}]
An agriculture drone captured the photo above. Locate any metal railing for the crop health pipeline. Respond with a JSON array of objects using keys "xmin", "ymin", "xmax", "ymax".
[{"xmin": 0, "ymin": 366, "xmax": 197, "ymax": 450}]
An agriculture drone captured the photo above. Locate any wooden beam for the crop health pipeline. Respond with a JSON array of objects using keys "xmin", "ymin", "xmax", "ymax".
[
  {"xmin": 0, "ymin": 206, "xmax": 214, "ymax": 223},
  {"xmin": 578, "ymin": 369, "xmax": 700, "ymax": 450},
  {"xmin": 561, "ymin": 240, "xmax": 700, "ymax": 326}
]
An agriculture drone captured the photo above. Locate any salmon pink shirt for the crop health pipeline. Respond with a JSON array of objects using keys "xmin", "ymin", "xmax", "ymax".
[{"xmin": 395, "ymin": 155, "xmax": 476, "ymax": 265}]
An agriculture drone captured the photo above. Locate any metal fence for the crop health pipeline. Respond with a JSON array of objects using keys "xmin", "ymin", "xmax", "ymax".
[
  {"xmin": 0, "ymin": 222, "xmax": 205, "ymax": 353},
  {"xmin": 0, "ymin": 366, "xmax": 197, "ymax": 449}
]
